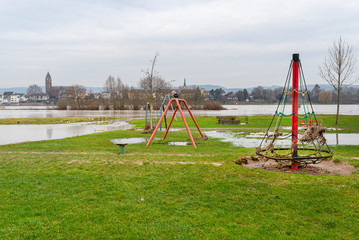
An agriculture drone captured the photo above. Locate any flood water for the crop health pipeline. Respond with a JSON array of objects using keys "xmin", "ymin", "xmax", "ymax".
[
  {"xmin": 0, "ymin": 121, "xmax": 133, "ymax": 145},
  {"xmin": 0, "ymin": 104, "xmax": 358, "ymax": 145},
  {"xmin": 1, "ymin": 104, "xmax": 359, "ymax": 119},
  {"xmin": 204, "ymin": 131, "xmax": 359, "ymax": 147}
]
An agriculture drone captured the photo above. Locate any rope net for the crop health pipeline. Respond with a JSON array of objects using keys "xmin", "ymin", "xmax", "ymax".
[{"xmin": 256, "ymin": 60, "xmax": 333, "ymax": 165}]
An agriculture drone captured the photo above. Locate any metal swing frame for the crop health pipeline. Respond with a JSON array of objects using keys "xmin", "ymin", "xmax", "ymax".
[{"xmin": 146, "ymin": 98, "xmax": 203, "ymax": 148}]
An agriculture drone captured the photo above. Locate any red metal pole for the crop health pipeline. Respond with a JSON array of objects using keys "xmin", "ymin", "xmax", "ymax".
[
  {"xmin": 163, "ymin": 107, "xmax": 178, "ymax": 140},
  {"xmin": 291, "ymin": 53, "xmax": 299, "ymax": 168},
  {"xmin": 182, "ymin": 99, "xmax": 204, "ymax": 137},
  {"xmin": 176, "ymin": 99, "xmax": 197, "ymax": 148},
  {"xmin": 146, "ymin": 99, "xmax": 174, "ymax": 147}
]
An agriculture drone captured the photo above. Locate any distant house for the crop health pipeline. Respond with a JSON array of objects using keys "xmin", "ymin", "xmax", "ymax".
[
  {"xmin": 10, "ymin": 94, "xmax": 21, "ymax": 104},
  {"xmin": 27, "ymin": 93, "xmax": 49, "ymax": 102},
  {"xmin": 2, "ymin": 92, "xmax": 13, "ymax": 104},
  {"xmin": 1, "ymin": 91, "xmax": 25, "ymax": 105},
  {"xmin": 100, "ymin": 92, "xmax": 111, "ymax": 99},
  {"xmin": 20, "ymin": 95, "xmax": 28, "ymax": 103}
]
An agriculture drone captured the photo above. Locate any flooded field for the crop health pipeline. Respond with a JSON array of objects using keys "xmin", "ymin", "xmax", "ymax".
[
  {"xmin": 0, "ymin": 121, "xmax": 133, "ymax": 145},
  {"xmin": 204, "ymin": 131, "xmax": 359, "ymax": 147},
  {"xmin": 0, "ymin": 104, "xmax": 358, "ymax": 145},
  {"xmin": 1, "ymin": 104, "xmax": 359, "ymax": 119}
]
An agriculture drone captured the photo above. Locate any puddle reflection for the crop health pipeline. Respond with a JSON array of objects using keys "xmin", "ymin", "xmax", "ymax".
[
  {"xmin": 204, "ymin": 131, "xmax": 359, "ymax": 147},
  {"xmin": 0, "ymin": 121, "xmax": 133, "ymax": 145},
  {"xmin": 168, "ymin": 142, "xmax": 188, "ymax": 146}
]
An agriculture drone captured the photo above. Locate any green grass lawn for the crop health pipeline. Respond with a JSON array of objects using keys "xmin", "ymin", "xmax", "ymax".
[{"xmin": 0, "ymin": 115, "xmax": 358, "ymax": 239}]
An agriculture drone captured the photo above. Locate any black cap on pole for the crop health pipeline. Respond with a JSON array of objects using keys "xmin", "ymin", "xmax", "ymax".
[{"xmin": 292, "ymin": 53, "xmax": 300, "ymax": 61}]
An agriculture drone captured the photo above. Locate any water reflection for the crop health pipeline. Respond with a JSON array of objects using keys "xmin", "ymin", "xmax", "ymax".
[
  {"xmin": 46, "ymin": 128, "xmax": 53, "ymax": 139},
  {"xmin": 204, "ymin": 131, "xmax": 359, "ymax": 147},
  {"xmin": 0, "ymin": 121, "xmax": 133, "ymax": 145},
  {"xmin": 325, "ymin": 133, "xmax": 359, "ymax": 146},
  {"xmin": 168, "ymin": 142, "xmax": 189, "ymax": 146}
]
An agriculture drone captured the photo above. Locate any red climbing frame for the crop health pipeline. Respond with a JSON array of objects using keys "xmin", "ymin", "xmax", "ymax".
[
  {"xmin": 146, "ymin": 98, "xmax": 203, "ymax": 148},
  {"xmin": 291, "ymin": 54, "xmax": 299, "ymax": 170}
]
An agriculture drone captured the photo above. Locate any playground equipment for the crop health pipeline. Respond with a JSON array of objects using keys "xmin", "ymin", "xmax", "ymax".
[
  {"xmin": 256, "ymin": 53, "xmax": 333, "ymax": 170},
  {"xmin": 145, "ymin": 94, "xmax": 177, "ymax": 131},
  {"xmin": 146, "ymin": 94, "xmax": 204, "ymax": 148}
]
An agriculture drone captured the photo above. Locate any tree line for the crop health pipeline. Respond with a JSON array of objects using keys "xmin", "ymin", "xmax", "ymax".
[{"xmin": 208, "ymin": 85, "xmax": 359, "ymax": 105}]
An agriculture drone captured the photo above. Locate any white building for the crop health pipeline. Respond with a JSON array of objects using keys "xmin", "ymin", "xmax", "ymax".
[{"xmin": 10, "ymin": 94, "xmax": 21, "ymax": 104}]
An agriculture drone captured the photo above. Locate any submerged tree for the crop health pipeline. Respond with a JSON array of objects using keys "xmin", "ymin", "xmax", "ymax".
[
  {"xmin": 104, "ymin": 76, "xmax": 128, "ymax": 109},
  {"xmin": 57, "ymin": 85, "xmax": 87, "ymax": 110},
  {"xmin": 319, "ymin": 37, "xmax": 358, "ymax": 124}
]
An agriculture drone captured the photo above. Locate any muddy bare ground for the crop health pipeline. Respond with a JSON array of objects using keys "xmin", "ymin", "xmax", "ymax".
[{"xmin": 237, "ymin": 156, "xmax": 357, "ymax": 175}]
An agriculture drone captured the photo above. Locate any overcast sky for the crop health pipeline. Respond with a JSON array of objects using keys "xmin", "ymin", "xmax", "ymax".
[{"xmin": 1, "ymin": 0, "xmax": 359, "ymax": 89}]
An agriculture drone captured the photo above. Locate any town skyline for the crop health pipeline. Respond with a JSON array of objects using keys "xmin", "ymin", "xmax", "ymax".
[{"xmin": 0, "ymin": 69, "xmax": 345, "ymax": 95}]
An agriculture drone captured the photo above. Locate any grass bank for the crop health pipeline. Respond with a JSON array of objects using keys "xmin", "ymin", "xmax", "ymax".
[
  {"xmin": 0, "ymin": 115, "xmax": 358, "ymax": 239},
  {"xmin": 130, "ymin": 114, "xmax": 359, "ymax": 133}
]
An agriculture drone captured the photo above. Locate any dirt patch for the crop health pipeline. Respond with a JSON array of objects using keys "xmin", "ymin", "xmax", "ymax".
[
  {"xmin": 142, "ymin": 122, "xmax": 155, "ymax": 134},
  {"xmin": 236, "ymin": 156, "xmax": 356, "ymax": 175},
  {"xmin": 153, "ymin": 161, "xmax": 222, "ymax": 166},
  {"xmin": 187, "ymin": 135, "xmax": 209, "ymax": 141}
]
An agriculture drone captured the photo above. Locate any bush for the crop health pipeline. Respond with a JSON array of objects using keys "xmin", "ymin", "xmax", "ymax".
[
  {"xmin": 202, "ymin": 101, "xmax": 226, "ymax": 110},
  {"xmin": 57, "ymin": 98, "xmax": 68, "ymax": 110},
  {"xmin": 86, "ymin": 99, "xmax": 100, "ymax": 110}
]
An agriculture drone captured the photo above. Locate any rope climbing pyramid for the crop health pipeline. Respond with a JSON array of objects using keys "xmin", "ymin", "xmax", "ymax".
[{"xmin": 256, "ymin": 53, "xmax": 333, "ymax": 169}]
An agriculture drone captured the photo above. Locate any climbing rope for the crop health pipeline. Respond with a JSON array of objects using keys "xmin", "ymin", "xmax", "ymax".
[{"xmin": 257, "ymin": 58, "xmax": 333, "ymax": 164}]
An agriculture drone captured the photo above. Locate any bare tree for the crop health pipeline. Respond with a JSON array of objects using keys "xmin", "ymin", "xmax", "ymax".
[
  {"xmin": 26, "ymin": 84, "xmax": 43, "ymax": 96},
  {"xmin": 139, "ymin": 52, "xmax": 170, "ymax": 128},
  {"xmin": 319, "ymin": 37, "xmax": 358, "ymax": 124},
  {"xmin": 104, "ymin": 76, "xmax": 127, "ymax": 109},
  {"xmin": 104, "ymin": 76, "xmax": 117, "ymax": 109},
  {"xmin": 318, "ymin": 90, "xmax": 333, "ymax": 104},
  {"xmin": 65, "ymin": 85, "xmax": 87, "ymax": 110}
]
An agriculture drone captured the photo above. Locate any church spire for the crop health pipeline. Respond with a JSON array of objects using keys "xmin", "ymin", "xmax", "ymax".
[
  {"xmin": 183, "ymin": 78, "xmax": 187, "ymax": 89},
  {"xmin": 45, "ymin": 72, "xmax": 52, "ymax": 95}
]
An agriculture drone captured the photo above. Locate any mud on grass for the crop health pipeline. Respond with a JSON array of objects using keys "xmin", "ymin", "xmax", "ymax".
[{"xmin": 237, "ymin": 155, "xmax": 357, "ymax": 175}]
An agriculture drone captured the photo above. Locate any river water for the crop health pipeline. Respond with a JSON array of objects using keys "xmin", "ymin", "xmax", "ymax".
[
  {"xmin": 1, "ymin": 104, "xmax": 359, "ymax": 119},
  {"xmin": 0, "ymin": 104, "xmax": 358, "ymax": 145}
]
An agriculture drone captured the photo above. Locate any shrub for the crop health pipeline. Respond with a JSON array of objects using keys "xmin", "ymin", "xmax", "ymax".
[{"xmin": 202, "ymin": 101, "xmax": 226, "ymax": 110}]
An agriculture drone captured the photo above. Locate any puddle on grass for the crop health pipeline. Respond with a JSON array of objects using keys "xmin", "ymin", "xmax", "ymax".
[
  {"xmin": 325, "ymin": 133, "xmax": 359, "ymax": 145},
  {"xmin": 204, "ymin": 131, "xmax": 359, "ymax": 147},
  {"xmin": 111, "ymin": 138, "xmax": 191, "ymax": 146},
  {"xmin": 281, "ymin": 126, "xmax": 343, "ymax": 131},
  {"xmin": 111, "ymin": 138, "xmax": 160, "ymax": 145},
  {"xmin": 204, "ymin": 131, "xmax": 262, "ymax": 148},
  {"xmin": 0, "ymin": 121, "xmax": 133, "ymax": 145},
  {"xmin": 168, "ymin": 142, "xmax": 189, "ymax": 146}
]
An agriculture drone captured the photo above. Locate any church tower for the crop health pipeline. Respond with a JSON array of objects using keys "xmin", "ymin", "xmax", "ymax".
[
  {"xmin": 45, "ymin": 72, "xmax": 52, "ymax": 94},
  {"xmin": 183, "ymin": 78, "xmax": 187, "ymax": 89}
]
